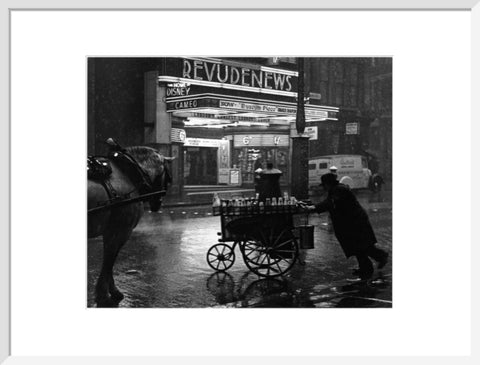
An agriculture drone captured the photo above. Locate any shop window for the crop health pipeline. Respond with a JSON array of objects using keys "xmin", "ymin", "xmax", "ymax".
[{"xmin": 234, "ymin": 146, "xmax": 289, "ymax": 186}]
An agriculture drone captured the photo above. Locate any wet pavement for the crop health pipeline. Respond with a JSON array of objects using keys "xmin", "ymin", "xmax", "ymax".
[{"xmin": 87, "ymin": 189, "xmax": 392, "ymax": 308}]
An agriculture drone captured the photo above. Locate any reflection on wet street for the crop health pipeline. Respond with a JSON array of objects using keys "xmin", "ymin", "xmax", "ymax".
[
  {"xmin": 208, "ymin": 272, "xmax": 392, "ymax": 308},
  {"xmin": 87, "ymin": 190, "xmax": 392, "ymax": 308}
]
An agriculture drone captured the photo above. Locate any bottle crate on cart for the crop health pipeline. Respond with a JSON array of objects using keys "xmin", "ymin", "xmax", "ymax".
[{"xmin": 212, "ymin": 197, "xmax": 302, "ymax": 216}]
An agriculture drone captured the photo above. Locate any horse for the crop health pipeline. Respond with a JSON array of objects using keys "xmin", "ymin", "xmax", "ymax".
[{"xmin": 88, "ymin": 146, "xmax": 173, "ymax": 307}]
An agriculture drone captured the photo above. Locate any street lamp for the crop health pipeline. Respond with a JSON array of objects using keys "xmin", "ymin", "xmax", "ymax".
[
  {"xmin": 296, "ymin": 58, "xmax": 306, "ymax": 134},
  {"xmin": 290, "ymin": 57, "xmax": 310, "ymax": 200}
]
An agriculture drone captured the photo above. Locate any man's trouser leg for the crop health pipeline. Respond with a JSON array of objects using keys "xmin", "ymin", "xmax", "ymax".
[
  {"xmin": 366, "ymin": 246, "xmax": 388, "ymax": 267},
  {"xmin": 355, "ymin": 254, "xmax": 374, "ymax": 279}
]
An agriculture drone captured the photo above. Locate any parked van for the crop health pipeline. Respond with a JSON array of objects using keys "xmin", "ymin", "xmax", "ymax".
[{"xmin": 308, "ymin": 154, "xmax": 372, "ymax": 190}]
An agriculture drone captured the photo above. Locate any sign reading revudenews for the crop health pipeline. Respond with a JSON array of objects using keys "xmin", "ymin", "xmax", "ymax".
[{"xmin": 181, "ymin": 59, "xmax": 295, "ymax": 92}]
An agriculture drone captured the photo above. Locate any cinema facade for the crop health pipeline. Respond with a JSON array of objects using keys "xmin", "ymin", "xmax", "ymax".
[{"xmin": 88, "ymin": 57, "xmax": 390, "ymax": 195}]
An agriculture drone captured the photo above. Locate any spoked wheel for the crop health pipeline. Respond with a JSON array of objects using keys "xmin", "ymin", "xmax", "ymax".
[
  {"xmin": 207, "ymin": 243, "xmax": 236, "ymax": 272},
  {"xmin": 241, "ymin": 227, "xmax": 298, "ymax": 277}
]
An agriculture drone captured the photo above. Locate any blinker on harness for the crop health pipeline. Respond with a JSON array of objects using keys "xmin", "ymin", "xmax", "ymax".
[{"xmin": 87, "ymin": 156, "xmax": 120, "ymax": 200}]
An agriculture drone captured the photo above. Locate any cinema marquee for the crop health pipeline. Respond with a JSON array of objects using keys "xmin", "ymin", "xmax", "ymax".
[{"xmin": 159, "ymin": 57, "xmax": 299, "ymax": 98}]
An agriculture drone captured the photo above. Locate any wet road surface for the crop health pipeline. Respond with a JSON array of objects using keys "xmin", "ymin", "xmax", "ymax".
[{"xmin": 87, "ymin": 190, "xmax": 392, "ymax": 308}]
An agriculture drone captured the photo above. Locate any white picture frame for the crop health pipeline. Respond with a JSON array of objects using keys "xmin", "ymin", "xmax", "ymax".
[{"xmin": 2, "ymin": 0, "xmax": 478, "ymax": 364}]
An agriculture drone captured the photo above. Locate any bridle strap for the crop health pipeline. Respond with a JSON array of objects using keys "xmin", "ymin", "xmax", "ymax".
[{"xmin": 109, "ymin": 150, "xmax": 153, "ymax": 195}]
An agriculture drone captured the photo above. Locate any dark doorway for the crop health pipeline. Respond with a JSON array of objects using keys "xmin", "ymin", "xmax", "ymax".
[{"xmin": 184, "ymin": 147, "xmax": 218, "ymax": 185}]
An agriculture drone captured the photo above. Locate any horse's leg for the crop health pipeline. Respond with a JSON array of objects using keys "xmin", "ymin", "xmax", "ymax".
[
  {"xmin": 95, "ymin": 233, "xmax": 118, "ymax": 307},
  {"xmin": 108, "ymin": 204, "xmax": 142, "ymax": 301},
  {"xmin": 95, "ymin": 226, "xmax": 132, "ymax": 307},
  {"xmin": 108, "ymin": 229, "xmax": 132, "ymax": 302}
]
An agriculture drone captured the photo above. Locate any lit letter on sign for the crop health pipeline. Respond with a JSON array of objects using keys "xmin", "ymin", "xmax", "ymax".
[
  {"xmin": 183, "ymin": 60, "xmax": 192, "ymax": 78},
  {"xmin": 230, "ymin": 67, "xmax": 240, "ymax": 84},
  {"xmin": 264, "ymin": 72, "xmax": 273, "ymax": 89},
  {"xmin": 273, "ymin": 73, "xmax": 286, "ymax": 89},
  {"xmin": 204, "ymin": 62, "xmax": 216, "ymax": 81},
  {"xmin": 179, "ymin": 130, "xmax": 186, "ymax": 142},
  {"xmin": 217, "ymin": 65, "xmax": 229, "ymax": 83},
  {"xmin": 241, "ymin": 68, "xmax": 250, "ymax": 86},
  {"xmin": 193, "ymin": 60, "xmax": 203, "ymax": 80},
  {"xmin": 285, "ymin": 76, "xmax": 292, "ymax": 91}
]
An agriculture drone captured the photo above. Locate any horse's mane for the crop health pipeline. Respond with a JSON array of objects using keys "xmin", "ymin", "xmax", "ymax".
[{"xmin": 125, "ymin": 146, "xmax": 166, "ymax": 177}]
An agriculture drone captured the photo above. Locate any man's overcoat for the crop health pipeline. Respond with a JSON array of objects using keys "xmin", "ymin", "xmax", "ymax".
[{"xmin": 315, "ymin": 183, "xmax": 377, "ymax": 257}]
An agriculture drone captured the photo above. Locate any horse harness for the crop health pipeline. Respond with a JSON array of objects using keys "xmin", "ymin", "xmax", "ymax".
[
  {"xmin": 87, "ymin": 156, "xmax": 116, "ymax": 199},
  {"xmin": 87, "ymin": 149, "xmax": 167, "ymax": 213}
]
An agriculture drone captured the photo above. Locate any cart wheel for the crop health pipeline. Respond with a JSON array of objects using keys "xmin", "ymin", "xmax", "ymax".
[
  {"xmin": 241, "ymin": 228, "xmax": 298, "ymax": 278},
  {"xmin": 207, "ymin": 243, "xmax": 235, "ymax": 272}
]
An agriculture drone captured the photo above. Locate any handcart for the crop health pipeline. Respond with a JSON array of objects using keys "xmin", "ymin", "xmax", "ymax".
[{"xmin": 206, "ymin": 199, "xmax": 314, "ymax": 278}]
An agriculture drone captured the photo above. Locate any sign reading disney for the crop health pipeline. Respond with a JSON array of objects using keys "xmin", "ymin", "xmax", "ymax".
[{"xmin": 181, "ymin": 58, "xmax": 296, "ymax": 92}]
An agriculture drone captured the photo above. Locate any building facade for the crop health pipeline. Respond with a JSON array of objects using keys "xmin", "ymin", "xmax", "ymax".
[
  {"xmin": 306, "ymin": 58, "xmax": 392, "ymax": 179},
  {"xmin": 88, "ymin": 57, "xmax": 392, "ymax": 195}
]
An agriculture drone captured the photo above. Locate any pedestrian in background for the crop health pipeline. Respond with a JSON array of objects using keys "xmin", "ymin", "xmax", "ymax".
[
  {"xmin": 303, "ymin": 173, "xmax": 388, "ymax": 279},
  {"xmin": 253, "ymin": 158, "xmax": 263, "ymax": 196}
]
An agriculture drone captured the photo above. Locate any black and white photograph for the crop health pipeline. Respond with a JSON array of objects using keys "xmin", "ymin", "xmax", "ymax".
[
  {"xmin": 6, "ymin": 3, "xmax": 476, "ymax": 361},
  {"xmin": 87, "ymin": 57, "xmax": 392, "ymax": 308}
]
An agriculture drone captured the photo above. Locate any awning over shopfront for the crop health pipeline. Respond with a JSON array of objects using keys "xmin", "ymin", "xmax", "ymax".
[{"xmin": 164, "ymin": 93, "xmax": 339, "ymax": 129}]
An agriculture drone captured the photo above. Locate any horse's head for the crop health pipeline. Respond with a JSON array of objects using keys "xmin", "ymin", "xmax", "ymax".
[{"xmin": 125, "ymin": 147, "xmax": 174, "ymax": 212}]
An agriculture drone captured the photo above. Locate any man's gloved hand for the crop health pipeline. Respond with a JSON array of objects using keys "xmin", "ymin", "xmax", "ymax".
[{"xmin": 298, "ymin": 202, "xmax": 315, "ymax": 212}]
